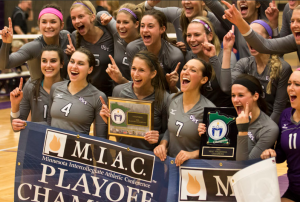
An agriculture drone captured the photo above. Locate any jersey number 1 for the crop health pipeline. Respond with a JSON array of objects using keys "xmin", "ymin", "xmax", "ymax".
[
  {"xmin": 289, "ymin": 133, "xmax": 297, "ymax": 149},
  {"xmin": 61, "ymin": 103, "xmax": 73, "ymax": 117}
]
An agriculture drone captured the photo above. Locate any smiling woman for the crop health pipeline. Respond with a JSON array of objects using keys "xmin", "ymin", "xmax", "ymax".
[
  {"xmin": 48, "ymin": 47, "xmax": 108, "ymax": 139},
  {"xmin": 68, "ymin": 0, "xmax": 114, "ymax": 96},
  {"xmin": 0, "ymin": 4, "xmax": 73, "ymax": 80}
]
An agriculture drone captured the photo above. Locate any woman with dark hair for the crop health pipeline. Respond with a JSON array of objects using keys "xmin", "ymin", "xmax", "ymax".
[
  {"xmin": 261, "ymin": 69, "xmax": 300, "ymax": 202},
  {"xmin": 221, "ymin": 20, "xmax": 292, "ymax": 123},
  {"xmin": 67, "ymin": 0, "xmax": 114, "ymax": 96},
  {"xmin": 97, "ymin": 3, "xmax": 143, "ymax": 83},
  {"xmin": 199, "ymin": 74, "xmax": 279, "ymax": 160},
  {"xmin": 0, "ymin": 4, "xmax": 73, "ymax": 80},
  {"xmin": 48, "ymin": 47, "xmax": 107, "ymax": 138},
  {"xmin": 154, "ymin": 58, "xmax": 215, "ymax": 166},
  {"xmin": 143, "ymin": 0, "xmax": 227, "ymax": 51},
  {"xmin": 100, "ymin": 50, "xmax": 169, "ymax": 151},
  {"xmin": 125, "ymin": 9, "xmax": 185, "ymax": 93},
  {"xmin": 10, "ymin": 45, "xmax": 64, "ymax": 132},
  {"xmin": 202, "ymin": 0, "xmax": 271, "ymax": 59},
  {"xmin": 222, "ymin": 2, "xmax": 300, "ymax": 61}
]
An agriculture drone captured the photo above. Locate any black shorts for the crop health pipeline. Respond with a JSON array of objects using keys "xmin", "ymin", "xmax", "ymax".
[{"xmin": 282, "ymin": 188, "xmax": 300, "ymax": 202}]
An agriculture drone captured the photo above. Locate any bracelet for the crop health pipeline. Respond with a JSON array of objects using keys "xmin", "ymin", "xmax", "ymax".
[
  {"xmin": 273, "ymin": 27, "xmax": 279, "ymax": 37},
  {"xmin": 236, "ymin": 122, "xmax": 249, "ymax": 132},
  {"xmin": 241, "ymin": 28, "xmax": 253, "ymax": 37},
  {"xmin": 11, "ymin": 110, "xmax": 20, "ymax": 118}
]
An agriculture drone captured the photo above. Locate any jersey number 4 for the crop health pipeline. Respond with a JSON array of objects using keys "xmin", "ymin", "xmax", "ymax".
[
  {"xmin": 61, "ymin": 103, "xmax": 73, "ymax": 117},
  {"xmin": 289, "ymin": 133, "xmax": 297, "ymax": 150},
  {"xmin": 175, "ymin": 121, "xmax": 184, "ymax": 137}
]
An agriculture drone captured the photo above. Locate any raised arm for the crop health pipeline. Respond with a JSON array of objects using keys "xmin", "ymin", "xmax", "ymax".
[
  {"xmin": 94, "ymin": 93, "xmax": 108, "ymax": 139},
  {"xmin": 96, "ymin": 11, "xmax": 118, "ymax": 36},
  {"xmin": 280, "ymin": 3, "xmax": 292, "ymax": 37}
]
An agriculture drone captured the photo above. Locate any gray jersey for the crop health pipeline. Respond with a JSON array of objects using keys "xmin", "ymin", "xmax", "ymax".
[
  {"xmin": 280, "ymin": 3, "xmax": 293, "ymax": 37},
  {"xmin": 203, "ymin": 0, "xmax": 270, "ymax": 59},
  {"xmin": 96, "ymin": 11, "xmax": 132, "ymax": 80},
  {"xmin": 151, "ymin": 6, "xmax": 227, "ymax": 49},
  {"xmin": 185, "ymin": 49, "xmax": 236, "ymax": 107},
  {"xmin": 236, "ymin": 111, "xmax": 279, "ymax": 160},
  {"xmin": 231, "ymin": 56, "xmax": 292, "ymax": 123},
  {"xmin": 0, "ymin": 30, "xmax": 73, "ymax": 80},
  {"xmin": 243, "ymin": 30, "xmax": 300, "ymax": 58},
  {"xmin": 10, "ymin": 78, "xmax": 50, "ymax": 131},
  {"xmin": 126, "ymin": 38, "xmax": 185, "ymax": 89},
  {"xmin": 112, "ymin": 82, "xmax": 169, "ymax": 150},
  {"xmin": 72, "ymin": 26, "xmax": 114, "ymax": 96},
  {"xmin": 48, "ymin": 80, "xmax": 108, "ymax": 138},
  {"xmin": 164, "ymin": 93, "xmax": 215, "ymax": 157}
]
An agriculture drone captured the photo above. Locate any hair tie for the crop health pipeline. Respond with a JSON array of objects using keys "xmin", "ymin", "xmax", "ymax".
[
  {"xmin": 251, "ymin": 20, "xmax": 272, "ymax": 38},
  {"xmin": 233, "ymin": 78, "xmax": 262, "ymax": 95},
  {"xmin": 296, "ymin": 67, "xmax": 300, "ymax": 71},
  {"xmin": 73, "ymin": 2, "xmax": 93, "ymax": 14},
  {"xmin": 38, "ymin": 8, "xmax": 63, "ymax": 21},
  {"xmin": 191, "ymin": 19, "xmax": 211, "ymax": 32},
  {"xmin": 119, "ymin": 8, "xmax": 138, "ymax": 20}
]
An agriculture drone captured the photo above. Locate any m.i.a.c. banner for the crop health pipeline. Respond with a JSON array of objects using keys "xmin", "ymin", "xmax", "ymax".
[{"xmin": 15, "ymin": 122, "xmax": 262, "ymax": 202}]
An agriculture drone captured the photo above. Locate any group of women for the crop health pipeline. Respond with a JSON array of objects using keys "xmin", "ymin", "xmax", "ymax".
[{"xmin": 1, "ymin": 0, "xmax": 300, "ymax": 201}]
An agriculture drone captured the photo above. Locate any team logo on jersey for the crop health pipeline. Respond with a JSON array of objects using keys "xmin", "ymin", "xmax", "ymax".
[
  {"xmin": 33, "ymin": 96, "xmax": 42, "ymax": 101},
  {"xmin": 43, "ymin": 130, "xmax": 67, "ymax": 157},
  {"xmin": 170, "ymin": 109, "xmax": 176, "ymax": 115},
  {"xmin": 190, "ymin": 115, "xmax": 199, "ymax": 124},
  {"xmin": 117, "ymin": 38, "xmax": 123, "ymax": 45},
  {"xmin": 101, "ymin": 45, "xmax": 109, "ymax": 52},
  {"xmin": 282, "ymin": 124, "xmax": 288, "ymax": 129},
  {"xmin": 56, "ymin": 93, "xmax": 63, "ymax": 98},
  {"xmin": 207, "ymin": 112, "xmax": 234, "ymax": 144},
  {"xmin": 248, "ymin": 132, "xmax": 255, "ymax": 141},
  {"xmin": 79, "ymin": 97, "xmax": 87, "ymax": 105}
]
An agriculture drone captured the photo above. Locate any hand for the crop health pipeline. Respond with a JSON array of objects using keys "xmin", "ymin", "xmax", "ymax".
[
  {"xmin": 202, "ymin": 39, "xmax": 216, "ymax": 58},
  {"xmin": 144, "ymin": 130, "xmax": 159, "ymax": 144},
  {"xmin": 12, "ymin": 119, "xmax": 26, "ymax": 131},
  {"xmin": 176, "ymin": 41, "xmax": 187, "ymax": 52},
  {"xmin": 236, "ymin": 102, "xmax": 252, "ymax": 125},
  {"xmin": 154, "ymin": 144, "xmax": 167, "ymax": 161},
  {"xmin": 147, "ymin": 0, "xmax": 161, "ymax": 7},
  {"xmin": 223, "ymin": 25, "xmax": 235, "ymax": 50},
  {"xmin": 0, "ymin": 18, "xmax": 13, "ymax": 43},
  {"xmin": 65, "ymin": 34, "xmax": 75, "ymax": 55},
  {"xmin": 260, "ymin": 149, "xmax": 276, "ymax": 160},
  {"xmin": 99, "ymin": 96, "xmax": 110, "ymax": 124},
  {"xmin": 106, "ymin": 55, "xmax": 124, "ymax": 84},
  {"xmin": 222, "ymin": 1, "xmax": 244, "ymax": 25},
  {"xmin": 165, "ymin": 62, "xmax": 180, "ymax": 90},
  {"xmin": 198, "ymin": 123, "xmax": 206, "ymax": 137},
  {"xmin": 265, "ymin": 0, "xmax": 279, "ymax": 29},
  {"xmin": 175, "ymin": 150, "xmax": 192, "ymax": 166},
  {"xmin": 100, "ymin": 13, "xmax": 112, "ymax": 26},
  {"xmin": 10, "ymin": 77, "xmax": 23, "ymax": 107}
]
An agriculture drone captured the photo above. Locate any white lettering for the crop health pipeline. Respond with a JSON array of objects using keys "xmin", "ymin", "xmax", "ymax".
[
  {"xmin": 71, "ymin": 174, "xmax": 91, "ymax": 195},
  {"xmin": 38, "ymin": 163, "xmax": 56, "ymax": 184},
  {"xmin": 111, "ymin": 151, "xmax": 124, "ymax": 169},
  {"xmin": 141, "ymin": 190, "xmax": 153, "ymax": 202},
  {"xmin": 71, "ymin": 141, "xmax": 91, "ymax": 160},
  {"xmin": 131, "ymin": 157, "xmax": 144, "ymax": 175},
  {"xmin": 32, "ymin": 185, "xmax": 52, "ymax": 202},
  {"xmin": 213, "ymin": 176, "xmax": 234, "ymax": 196},
  {"xmin": 54, "ymin": 192, "xmax": 64, "ymax": 202},
  {"xmin": 127, "ymin": 186, "xmax": 140, "ymax": 202},
  {"xmin": 55, "ymin": 168, "xmax": 71, "ymax": 189},
  {"xmin": 91, "ymin": 176, "xmax": 108, "ymax": 197},
  {"xmin": 106, "ymin": 182, "xmax": 125, "ymax": 201},
  {"xmin": 96, "ymin": 146, "xmax": 107, "ymax": 164},
  {"xmin": 18, "ymin": 183, "xmax": 32, "ymax": 200}
]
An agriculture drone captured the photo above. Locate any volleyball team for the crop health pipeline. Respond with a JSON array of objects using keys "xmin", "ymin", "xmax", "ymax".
[{"xmin": 1, "ymin": 0, "xmax": 300, "ymax": 201}]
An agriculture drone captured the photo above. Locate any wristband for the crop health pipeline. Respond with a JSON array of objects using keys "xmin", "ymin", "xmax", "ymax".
[
  {"xmin": 241, "ymin": 28, "xmax": 252, "ymax": 37},
  {"xmin": 236, "ymin": 122, "xmax": 249, "ymax": 132},
  {"xmin": 272, "ymin": 27, "xmax": 279, "ymax": 37},
  {"xmin": 145, "ymin": 1, "xmax": 153, "ymax": 10},
  {"xmin": 11, "ymin": 110, "xmax": 20, "ymax": 118}
]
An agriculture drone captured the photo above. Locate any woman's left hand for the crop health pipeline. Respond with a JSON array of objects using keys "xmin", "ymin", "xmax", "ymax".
[
  {"xmin": 166, "ymin": 62, "xmax": 180, "ymax": 92},
  {"xmin": 201, "ymin": 36, "xmax": 216, "ymax": 58},
  {"xmin": 145, "ymin": 130, "xmax": 159, "ymax": 144},
  {"xmin": 175, "ymin": 150, "xmax": 193, "ymax": 166}
]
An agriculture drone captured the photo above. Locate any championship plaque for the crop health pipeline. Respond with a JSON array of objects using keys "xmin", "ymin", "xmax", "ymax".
[
  {"xmin": 108, "ymin": 97, "xmax": 154, "ymax": 139},
  {"xmin": 199, "ymin": 107, "xmax": 238, "ymax": 160}
]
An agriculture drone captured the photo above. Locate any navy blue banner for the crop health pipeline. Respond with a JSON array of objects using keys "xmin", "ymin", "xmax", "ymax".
[{"xmin": 14, "ymin": 122, "xmax": 259, "ymax": 202}]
